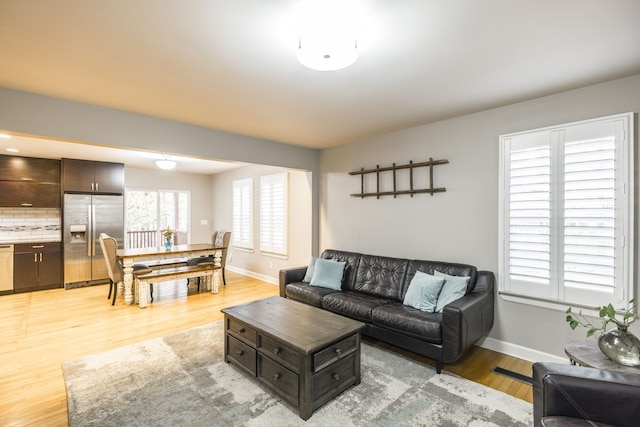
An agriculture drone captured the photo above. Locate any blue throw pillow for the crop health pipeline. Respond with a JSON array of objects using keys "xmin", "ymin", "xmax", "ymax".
[
  {"xmin": 309, "ymin": 258, "xmax": 345, "ymax": 290},
  {"xmin": 434, "ymin": 270, "xmax": 470, "ymax": 313},
  {"xmin": 302, "ymin": 257, "xmax": 317, "ymax": 283},
  {"xmin": 403, "ymin": 271, "xmax": 446, "ymax": 312}
]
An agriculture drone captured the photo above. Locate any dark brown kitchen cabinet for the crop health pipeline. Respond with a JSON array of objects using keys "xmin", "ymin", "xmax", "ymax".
[
  {"xmin": 62, "ymin": 158, "xmax": 124, "ymax": 194},
  {"xmin": 0, "ymin": 182, "xmax": 60, "ymax": 207},
  {"xmin": 0, "ymin": 155, "xmax": 61, "ymax": 208},
  {"xmin": 0, "ymin": 155, "xmax": 61, "ymax": 182},
  {"xmin": 14, "ymin": 242, "xmax": 62, "ymax": 293}
]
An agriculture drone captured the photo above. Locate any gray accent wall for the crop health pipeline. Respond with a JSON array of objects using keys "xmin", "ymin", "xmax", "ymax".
[{"xmin": 320, "ymin": 74, "xmax": 640, "ymax": 361}]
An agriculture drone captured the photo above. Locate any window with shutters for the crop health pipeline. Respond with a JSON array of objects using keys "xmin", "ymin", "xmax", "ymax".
[
  {"xmin": 232, "ymin": 178, "xmax": 253, "ymax": 250},
  {"xmin": 499, "ymin": 113, "xmax": 634, "ymax": 309},
  {"xmin": 260, "ymin": 172, "xmax": 288, "ymax": 256}
]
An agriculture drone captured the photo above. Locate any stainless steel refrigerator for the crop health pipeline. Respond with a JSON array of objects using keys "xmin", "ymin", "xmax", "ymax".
[{"xmin": 63, "ymin": 193, "xmax": 124, "ymax": 286}]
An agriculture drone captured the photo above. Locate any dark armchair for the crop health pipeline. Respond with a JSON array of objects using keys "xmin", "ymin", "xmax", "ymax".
[{"xmin": 533, "ymin": 362, "xmax": 640, "ymax": 427}]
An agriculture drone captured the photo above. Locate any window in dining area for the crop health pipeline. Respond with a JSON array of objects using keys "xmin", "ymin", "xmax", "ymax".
[
  {"xmin": 232, "ymin": 178, "xmax": 253, "ymax": 250},
  {"xmin": 125, "ymin": 189, "xmax": 191, "ymax": 248},
  {"xmin": 260, "ymin": 172, "xmax": 288, "ymax": 257}
]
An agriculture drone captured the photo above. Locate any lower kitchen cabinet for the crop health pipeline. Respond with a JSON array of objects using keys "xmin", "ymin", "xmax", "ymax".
[{"xmin": 14, "ymin": 242, "xmax": 62, "ymax": 293}]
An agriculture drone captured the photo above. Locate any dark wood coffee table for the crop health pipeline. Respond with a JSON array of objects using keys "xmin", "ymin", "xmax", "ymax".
[{"xmin": 221, "ymin": 296, "xmax": 365, "ymax": 420}]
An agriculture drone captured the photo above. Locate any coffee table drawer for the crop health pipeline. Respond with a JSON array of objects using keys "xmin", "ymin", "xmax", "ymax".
[
  {"xmin": 312, "ymin": 353, "xmax": 357, "ymax": 401},
  {"xmin": 313, "ymin": 334, "xmax": 358, "ymax": 372},
  {"xmin": 259, "ymin": 334, "xmax": 299, "ymax": 370},
  {"xmin": 227, "ymin": 335, "xmax": 256, "ymax": 374},
  {"xmin": 258, "ymin": 354, "xmax": 299, "ymax": 404},
  {"xmin": 227, "ymin": 318, "xmax": 257, "ymax": 345}
]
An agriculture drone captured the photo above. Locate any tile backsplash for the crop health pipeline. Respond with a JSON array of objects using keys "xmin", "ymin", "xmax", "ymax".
[{"xmin": 0, "ymin": 207, "xmax": 61, "ymax": 242}]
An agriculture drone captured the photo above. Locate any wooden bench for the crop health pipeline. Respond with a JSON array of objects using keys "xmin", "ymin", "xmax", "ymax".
[
  {"xmin": 134, "ymin": 264, "xmax": 220, "ymax": 308},
  {"xmin": 144, "ymin": 258, "xmax": 188, "ymax": 269}
]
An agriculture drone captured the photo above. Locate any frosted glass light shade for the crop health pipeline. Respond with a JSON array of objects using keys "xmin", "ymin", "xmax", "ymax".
[
  {"xmin": 297, "ymin": 30, "xmax": 358, "ymax": 71},
  {"xmin": 156, "ymin": 159, "xmax": 177, "ymax": 170}
]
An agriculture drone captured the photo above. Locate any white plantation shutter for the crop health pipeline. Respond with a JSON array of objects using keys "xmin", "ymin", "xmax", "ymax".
[
  {"xmin": 232, "ymin": 178, "xmax": 253, "ymax": 249},
  {"xmin": 507, "ymin": 141, "xmax": 551, "ymax": 297},
  {"xmin": 260, "ymin": 172, "xmax": 288, "ymax": 255},
  {"xmin": 500, "ymin": 113, "xmax": 633, "ymax": 308}
]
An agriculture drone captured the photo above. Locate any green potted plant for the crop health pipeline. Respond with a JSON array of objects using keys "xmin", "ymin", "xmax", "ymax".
[{"xmin": 566, "ymin": 299, "xmax": 640, "ymax": 366}]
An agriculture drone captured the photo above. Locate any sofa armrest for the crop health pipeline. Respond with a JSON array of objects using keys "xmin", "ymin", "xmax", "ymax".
[
  {"xmin": 279, "ymin": 266, "xmax": 307, "ymax": 297},
  {"xmin": 441, "ymin": 270, "xmax": 495, "ymax": 363},
  {"xmin": 533, "ymin": 362, "xmax": 640, "ymax": 427}
]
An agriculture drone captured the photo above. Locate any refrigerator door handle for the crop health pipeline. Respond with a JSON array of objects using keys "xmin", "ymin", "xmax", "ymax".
[
  {"xmin": 87, "ymin": 205, "xmax": 92, "ymax": 257},
  {"xmin": 91, "ymin": 204, "xmax": 97, "ymax": 256}
]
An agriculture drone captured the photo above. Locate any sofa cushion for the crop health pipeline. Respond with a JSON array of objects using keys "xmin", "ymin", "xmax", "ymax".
[
  {"xmin": 322, "ymin": 291, "xmax": 392, "ymax": 323},
  {"xmin": 309, "ymin": 258, "xmax": 345, "ymax": 290},
  {"xmin": 302, "ymin": 257, "xmax": 318, "ymax": 283},
  {"xmin": 403, "ymin": 271, "xmax": 445, "ymax": 312},
  {"xmin": 372, "ymin": 303, "xmax": 443, "ymax": 343},
  {"xmin": 284, "ymin": 282, "xmax": 339, "ymax": 307},
  {"xmin": 321, "ymin": 250, "xmax": 362, "ymax": 291},
  {"xmin": 434, "ymin": 271, "xmax": 470, "ymax": 313},
  {"xmin": 353, "ymin": 254, "xmax": 409, "ymax": 302},
  {"xmin": 405, "ymin": 260, "xmax": 478, "ymax": 297}
]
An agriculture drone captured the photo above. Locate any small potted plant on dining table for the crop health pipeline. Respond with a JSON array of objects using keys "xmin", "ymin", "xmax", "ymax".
[
  {"xmin": 566, "ymin": 299, "xmax": 640, "ymax": 366},
  {"xmin": 162, "ymin": 226, "xmax": 174, "ymax": 249}
]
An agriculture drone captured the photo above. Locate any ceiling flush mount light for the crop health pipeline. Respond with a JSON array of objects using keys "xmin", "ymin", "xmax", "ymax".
[
  {"xmin": 296, "ymin": 1, "xmax": 359, "ymax": 71},
  {"xmin": 297, "ymin": 29, "xmax": 358, "ymax": 71},
  {"xmin": 155, "ymin": 158, "xmax": 177, "ymax": 170}
]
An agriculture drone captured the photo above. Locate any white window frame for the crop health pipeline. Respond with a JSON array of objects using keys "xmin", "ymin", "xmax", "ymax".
[
  {"xmin": 260, "ymin": 172, "xmax": 289, "ymax": 257},
  {"xmin": 124, "ymin": 188, "xmax": 191, "ymax": 248},
  {"xmin": 498, "ymin": 113, "xmax": 634, "ymax": 310},
  {"xmin": 232, "ymin": 178, "xmax": 253, "ymax": 250}
]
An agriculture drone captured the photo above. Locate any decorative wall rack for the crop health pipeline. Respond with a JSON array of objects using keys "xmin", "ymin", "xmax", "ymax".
[{"xmin": 349, "ymin": 158, "xmax": 449, "ymax": 198}]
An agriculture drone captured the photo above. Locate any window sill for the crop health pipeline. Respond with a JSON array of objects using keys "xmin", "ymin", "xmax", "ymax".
[{"xmin": 498, "ymin": 291, "xmax": 600, "ymax": 318}]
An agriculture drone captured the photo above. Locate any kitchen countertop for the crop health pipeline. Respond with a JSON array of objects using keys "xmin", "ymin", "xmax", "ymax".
[{"xmin": 0, "ymin": 238, "xmax": 62, "ymax": 244}]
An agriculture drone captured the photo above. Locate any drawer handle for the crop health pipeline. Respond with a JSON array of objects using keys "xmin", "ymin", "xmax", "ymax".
[
  {"xmin": 335, "ymin": 348, "xmax": 342, "ymax": 355},
  {"xmin": 332, "ymin": 373, "xmax": 340, "ymax": 381},
  {"xmin": 238, "ymin": 328, "xmax": 246, "ymax": 333},
  {"xmin": 236, "ymin": 350, "xmax": 244, "ymax": 356},
  {"xmin": 21, "ymin": 203, "xmax": 33, "ymax": 207},
  {"xmin": 273, "ymin": 347, "xmax": 281, "ymax": 355},
  {"xmin": 273, "ymin": 373, "xmax": 281, "ymax": 381}
]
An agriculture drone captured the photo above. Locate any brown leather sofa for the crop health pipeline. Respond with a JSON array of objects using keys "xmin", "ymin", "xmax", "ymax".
[
  {"xmin": 279, "ymin": 249, "xmax": 495, "ymax": 373},
  {"xmin": 533, "ymin": 362, "xmax": 640, "ymax": 427}
]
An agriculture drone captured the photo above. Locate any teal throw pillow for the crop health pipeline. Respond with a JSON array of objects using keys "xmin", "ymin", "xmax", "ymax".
[
  {"xmin": 302, "ymin": 257, "xmax": 318, "ymax": 283},
  {"xmin": 309, "ymin": 258, "xmax": 345, "ymax": 290},
  {"xmin": 434, "ymin": 270, "xmax": 470, "ymax": 313},
  {"xmin": 403, "ymin": 271, "xmax": 446, "ymax": 312}
]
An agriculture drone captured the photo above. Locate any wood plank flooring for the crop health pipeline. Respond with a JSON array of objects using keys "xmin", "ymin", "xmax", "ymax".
[{"xmin": 0, "ymin": 272, "xmax": 532, "ymax": 426}]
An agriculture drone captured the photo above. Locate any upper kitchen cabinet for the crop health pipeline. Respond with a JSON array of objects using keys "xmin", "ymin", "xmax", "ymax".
[
  {"xmin": 0, "ymin": 155, "xmax": 61, "ymax": 208},
  {"xmin": 62, "ymin": 158, "xmax": 124, "ymax": 194}
]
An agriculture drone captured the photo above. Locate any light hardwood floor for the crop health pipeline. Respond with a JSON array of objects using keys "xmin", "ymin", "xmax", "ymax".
[{"xmin": 0, "ymin": 272, "xmax": 532, "ymax": 426}]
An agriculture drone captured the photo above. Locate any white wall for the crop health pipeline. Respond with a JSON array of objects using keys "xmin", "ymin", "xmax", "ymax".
[
  {"xmin": 321, "ymin": 74, "xmax": 640, "ymax": 361},
  {"xmin": 0, "ymin": 86, "xmax": 321, "ymax": 254},
  {"xmin": 211, "ymin": 165, "xmax": 313, "ymax": 283},
  {"xmin": 124, "ymin": 167, "xmax": 214, "ymax": 244}
]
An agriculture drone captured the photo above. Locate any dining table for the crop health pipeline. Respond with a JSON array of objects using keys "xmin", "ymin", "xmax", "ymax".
[{"xmin": 116, "ymin": 243, "xmax": 226, "ymax": 307}]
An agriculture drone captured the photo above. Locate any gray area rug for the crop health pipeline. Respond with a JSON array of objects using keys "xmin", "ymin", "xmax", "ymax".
[{"xmin": 62, "ymin": 321, "xmax": 533, "ymax": 426}]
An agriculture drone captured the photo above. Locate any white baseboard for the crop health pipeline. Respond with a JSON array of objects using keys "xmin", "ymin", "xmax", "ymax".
[
  {"xmin": 477, "ymin": 336, "xmax": 567, "ymax": 364},
  {"xmin": 226, "ymin": 266, "xmax": 279, "ymax": 286}
]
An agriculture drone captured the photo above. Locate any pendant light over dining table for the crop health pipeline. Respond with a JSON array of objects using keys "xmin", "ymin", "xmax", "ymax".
[{"xmin": 296, "ymin": 0, "xmax": 359, "ymax": 71}]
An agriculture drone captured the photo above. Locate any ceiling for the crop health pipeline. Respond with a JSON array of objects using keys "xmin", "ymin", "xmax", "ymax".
[{"xmin": 0, "ymin": 0, "xmax": 639, "ymax": 164}]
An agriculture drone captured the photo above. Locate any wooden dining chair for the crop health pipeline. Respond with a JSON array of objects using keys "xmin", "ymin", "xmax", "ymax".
[{"xmin": 99, "ymin": 233, "xmax": 152, "ymax": 305}]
